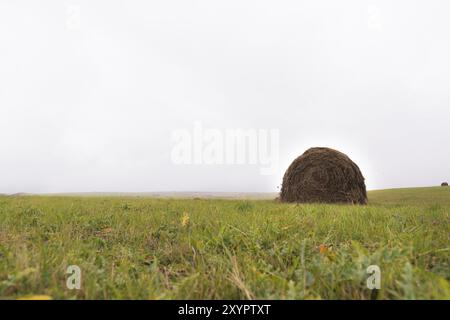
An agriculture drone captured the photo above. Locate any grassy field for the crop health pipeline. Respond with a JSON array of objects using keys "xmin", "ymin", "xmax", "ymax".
[{"xmin": 0, "ymin": 187, "xmax": 448, "ymax": 300}]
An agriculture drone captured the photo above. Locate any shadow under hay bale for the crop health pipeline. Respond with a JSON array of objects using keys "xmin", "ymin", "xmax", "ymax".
[
  {"xmin": 280, "ymin": 147, "xmax": 367, "ymax": 204},
  {"xmin": 441, "ymin": 182, "xmax": 448, "ymax": 186}
]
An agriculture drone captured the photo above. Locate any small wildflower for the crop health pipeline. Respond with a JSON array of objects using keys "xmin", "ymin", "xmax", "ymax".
[
  {"xmin": 318, "ymin": 244, "xmax": 335, "ymax": 261},
  {"xmin": 318, "ymin": 244, "xmax": 329, "ymax": 254},
  {"xmin": 181, "ymin": 212, "xmax": 190, "ymax": 227}
]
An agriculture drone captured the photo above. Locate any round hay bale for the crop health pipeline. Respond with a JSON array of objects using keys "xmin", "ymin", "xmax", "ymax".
[
  {"xmin": 441, "ymin": 182, "xmax": 448, "ymax": 186},
  {"xmin": 280, "ymin": 147, "xmax": 367, "ymax": 204}
]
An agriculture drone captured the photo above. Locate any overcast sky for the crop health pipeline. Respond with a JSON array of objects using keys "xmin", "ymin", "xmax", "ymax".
[{"xmin": 1, "ymin": 0, "xmax": 449, "ymax": 193}]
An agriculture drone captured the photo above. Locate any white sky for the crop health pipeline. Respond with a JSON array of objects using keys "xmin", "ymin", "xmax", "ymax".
[{"xmin": 1, "ymin": 0, "xmax": 449, "ymax": 193}]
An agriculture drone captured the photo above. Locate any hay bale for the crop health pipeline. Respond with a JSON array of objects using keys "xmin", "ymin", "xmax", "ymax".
[
  {"xmin": 441, "ymin": 182, "xmax": 448, "ymax": 186},
  {"xmin": 280, "ymin": 147, "xmax": 367, "ymax": 204}
]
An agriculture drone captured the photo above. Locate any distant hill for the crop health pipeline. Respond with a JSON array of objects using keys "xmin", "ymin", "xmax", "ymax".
[
  {"xmin": 37, "ymin": 191, "xmax": 279, "ymax": 200},
  {"xmin": 4, "ymin": 187, "xmax": 449, "ymax": 205},
  {"xmin": 368, "ymin": 186, "xmax": 450, "ymax": 206}
]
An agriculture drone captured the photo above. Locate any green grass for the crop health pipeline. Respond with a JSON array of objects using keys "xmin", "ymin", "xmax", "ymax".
[{"xmin": 0, "ymin": 187, "xmax": 448, "ymax": 300}]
